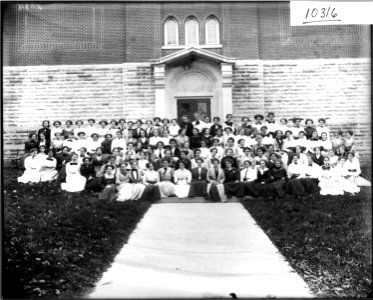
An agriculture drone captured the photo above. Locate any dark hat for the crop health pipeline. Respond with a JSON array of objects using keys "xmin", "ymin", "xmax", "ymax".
[
  {"xmin": 136, "ymin": 119, "xmax": 143, "ymax": 124},
  {"xmin": 267, "ymin": 112, "xmax": 275, "ymax": 117},
  {"xmin": 65, "ymin": 120, "xmax": 73, "ymax": 125},
  {"xmin": 110, "ymin": 120, "xmax": 119, "ymax": 125},
  {"xmin": 254, "ymin": 114, "xmax": 264, "ymax": 120},
  {"xmin": 156, "ymin": 141, "xmax": 164, "ymax": 146},
  {"xmin": 195, "ymin": 157, "xmax": 204, "ymax": 163},
  {"xmin": 260, "ymin": 125, "xmax": 268, "ymax": 130},
  {"xmin": 88, "ymin": 119, "xmax": 96, "ymax": 123},
  {"xmin": 67, "ymin": 131, "xmax": 74, "ymax": 135},
  {"xmin": 77, "ymin": 131, "xmax": 85, "ymax": 136},
  {"xmin": 53, "ymin": 120, "xmax": 61, "ymax": 126},
  {"xmin": 153, "ymin": 117, "xmax": 161, "ymax": 122},
  {"xmin": 291, "ymin": 117, "xmax": 303, "ymax": 122},
  {"xmin": 118, "ymin": 118, "xmax": 126, "ymax": 123},
  {"xmin": 164, "ymin": 145, "xmax": 171, "ymax": 151},
  {"xmin": 241, "ymin": 116, "xmax": 251, "ymax": 122},
  {"xmin": 99, "ymin": 120, "xmax": 108, "ymax": 125},
  {"xmin": 82, "ymin": 157, "xmax": 91, "ymax": 163},
  {"xmin": 30, "ymin": 148, "xmax": 38, "ymax": 153},
  {"xmin": 91, "ymin": 133, "xmax": 99, "ymax": 138},
  {"xmin": 75, "ymin": 120, "xmax": 84, "ymax": 125},
  {"xmin": 224, "ymin": 127, "xmax": 233, "ymax": 132},
  {"xmin": 105, "ymin": 133, "xmax": 113, "ymax": 138},
  {"xmin": 269, "ymin": 152, "xmax": 281, "ymax": 159},
  {"xmin": 298, "ymin": 130, "xmax": 306, "ymax": 135},
  {"xmin": 305, "ymin": 118, "xmax": 314, "ymax": 124},
  {"xmin": 318, "ymin": 118, "xmax": 330, "ymax": 123},
  {"xmin": 257, "ymin": 146, "xmax": 266, "ymax": 153}
]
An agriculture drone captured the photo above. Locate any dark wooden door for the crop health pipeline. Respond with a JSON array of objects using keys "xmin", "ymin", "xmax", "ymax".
[{"xmin": 177, "ymin": 98, "xmax": 211, "ymax": 122}]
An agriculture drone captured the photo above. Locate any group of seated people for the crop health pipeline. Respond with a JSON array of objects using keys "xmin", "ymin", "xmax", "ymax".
[{"xmin": 18, "ymin": 113, "xmax": 370, "ymax": 202}]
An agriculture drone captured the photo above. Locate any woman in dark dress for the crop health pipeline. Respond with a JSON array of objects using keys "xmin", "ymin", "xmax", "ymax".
[
  {"xmin": 268, "ymin": 159, "xmax": 287, "ymax": 199},
  {"xmin": 221, "ymin": 148, "xmax": 238, "ymax": 169},
  {"xmin": 201, "ymin": 128, "xmax": 214, "ymax": 148},
  {"xmin": 223, "ymin": 159, "xmax": 244, "ymax": 199},
  {"xmin": 285, "ymin": 154, "xmax": 306, "ymax": 197},
  {"xmin": 38, "ymin": 120, "xmax": 51, "ymax": 143},
  {"xmin": 253, "ymin": 159, "xmax": 272, "ymax": 198},
  {"xmin": 140, "ymin": 162, "xmax": 161, "ymax": 202},
  {"xmin": 137, "ymin": 130, "xmax": 149, "ymax": 146},
  {"xmin": 80, "ymin": 157, "xmax": 99, "ymax": 192},
  {"xmin": 189, "ymin": 128, "xmax": 201, "ymax": 150},
  {"xmin": 22, "ymin": 133, "xmax": 39, "ymax": 168},
  {"xmin": 188, "ymin": 158, "xmax": 208, "ymax": 197},
  {"xmin": 304, "ymin": 119, "xmax": 316, "ymax": 140},
  {"xmin": 98, "ymin": 164, "xmax": 117, "ymax": 201},
  {"xmin": 38, "ymin": 133, "xmax": 51, "ymax": 152},
  {"xmin": 101, "ymin": 133, "xmax": 113, "ymax": 154},
  {"xmin": 91, "ymin": 147, "xmax": 108, "ymax": 177}
]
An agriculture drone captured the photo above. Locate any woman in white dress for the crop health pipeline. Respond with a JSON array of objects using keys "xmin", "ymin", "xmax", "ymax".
[
  {"xmin": 206, "ymin": 158, "xmax": 227, "ymax": 202},
  {"xmin": 97, "ymin": 120, "xmax": 109, "ymax": 143},
  {"xmin": 173, "ymin": 161, "xmax": 192, "ymax": 198},
  {"xmin": 18, "ymin": 148, "xmax": 41, "ymax": 184},
  {"xmin": 343, "ymin": 152, "xmax": 371, "ymax": 187},
  {"xmin": 116, "ymin": 162, "xmax": 133, "ymax": 201},
  {"xmin": 61, "ymin": 153, "xmax": 87, "ymax": 192},
  {"xmin": 169, "ymin": 119, "xmax": 181, "ymax": 137},
  {"xmin": 40, "ymin": 150, "xmax": 58, "ymax": 182},
  {"xmin": 334, "ymin": 157, "xmax": 360, "ymax": 194},
  {"xmin": 51, "ymin": 120, "xmax": 63, "ymax": 140},
  {"xmin": 318, "ymin": 156, "xmax": 344, "ymax": 196}
]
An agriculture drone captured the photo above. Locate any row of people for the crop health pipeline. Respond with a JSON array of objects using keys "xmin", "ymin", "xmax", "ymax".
[{"xmin": 18, "ymin": 145, "xmax": 369, "ymax": 202}]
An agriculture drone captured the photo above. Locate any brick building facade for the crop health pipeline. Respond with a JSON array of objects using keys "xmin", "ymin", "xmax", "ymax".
[{"xmin": 2, "ymin": 2, "xmax": 371, "ymax": 165}]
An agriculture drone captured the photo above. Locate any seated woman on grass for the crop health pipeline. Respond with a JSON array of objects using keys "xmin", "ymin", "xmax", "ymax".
[
  {"xmin": 39, "ymin": 149, "xmax": 58, "ymax": 182},
  {"xmin": 98, "ymin": 164, "xmax": 117, "ymax": 201},
  {"xmin": 285, "ymin": 154, "xmax": 306, "ymax": 198},
  {"xmin": 333, "ymin": 156, "xmax": 360, "ymax": 195},
  {"xmin": 301, "ymin": 155, "xmax": 321, "ymax": 195},
  {"xmin": 173, "ymin": 161, "xmax": 192, "ymax": 198},
  {"xmin": 140, "ymin": 162, "xmax": 161, "ymax": 202},
  {"xmin": 18, "ymin": 148, "xmax": 41, "ymax": 184},
  {"xmin": 268, "ymin": 159, "xmax": 287, "ymax": 200},
  {"xmin": 343, "ymin": 152, "xmax": 371, "ymax": 187},
  {"xmin": 318, "ymin": 156, "xmax": 344, "ymax": 196},
  {"xmin": 61, "ymin": 153, "xmax": 87, "ymax": 193}
]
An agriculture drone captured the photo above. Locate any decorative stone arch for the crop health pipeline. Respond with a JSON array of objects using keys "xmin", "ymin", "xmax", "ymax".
[{"xmin": 151, "ymin": 47, "xmax": 235, "ymax": 121}]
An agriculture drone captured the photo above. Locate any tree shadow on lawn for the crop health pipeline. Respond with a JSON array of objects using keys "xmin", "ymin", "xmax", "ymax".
[
  {"xmin": 241, "ymin": 183, "xmax": 372, "ymax": 298},
  {"xmin": 3, "ymin": 169, "xmax": 151, "ymax": 299}
]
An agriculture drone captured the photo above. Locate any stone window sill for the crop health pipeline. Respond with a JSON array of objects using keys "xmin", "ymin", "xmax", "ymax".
[{"xmin": 162, "ymin": 44, "xmax": 223, "ymax": 50}]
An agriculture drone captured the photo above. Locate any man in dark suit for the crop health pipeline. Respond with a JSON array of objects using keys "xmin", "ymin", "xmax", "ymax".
[
  {"xmin": 144, "ymin": 120, "xmax": 154, "ymax": 138},
  {"xmin": 169, "ymin": 138, "xmax": 181, "ymax": 159},
  {"xmin": 133, "ymin": 119, "xmax": 144, "ymax": 139},
  {"xmin": 209, "ymin": 117, "xmax": 223, "ymax": 137},
  {"xmin": 179, "ymin": 115, "xmax": 194, "ymax": 137},
  {"xmin": 188, "ymin": 158, "xmax": 208, "ymax": 197}
]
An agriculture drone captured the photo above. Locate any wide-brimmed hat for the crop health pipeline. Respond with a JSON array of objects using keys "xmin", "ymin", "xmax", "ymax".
[{"xmin": 254, "ymin": 114, "xmax": 264, "ymax": 120}]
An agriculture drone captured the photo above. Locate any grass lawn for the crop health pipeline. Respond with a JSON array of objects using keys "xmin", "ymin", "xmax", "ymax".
[
  {"xmin": 241, "ymin": 168, "xmax": 372, "ymax": 297},
  {"xmin": 3, "ymin": 169, "xmax": 151, "ymax": 299}
]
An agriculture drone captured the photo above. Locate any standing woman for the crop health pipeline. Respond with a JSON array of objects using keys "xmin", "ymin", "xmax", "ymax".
[
  {"xmin": 304, "ymin": 119, "xmax": 316, "ymax": 140},
  {"xmin": 285, "ymin": 154, "xmax": 306, "ymax": 197},
  {"xmin": 318, "ymin": 156, "xmax": 344, "ymax": 196},
  {"xmin": 62, "ymin": 120, "xmax": 74, "ymax": 140},
  {"xmin": 98, "ymin": 164, "xmax": 117, "ymax": 201},
  {"xmin": 38, "ymin": 120, "xmax": 51, "ymax": 143},
  {"xmin": 268, "ymin": 159, "xmax": 287, "ymax": 199},
  {"xmin": 74, "ymin": 120, "xmax": 86, "ymax": 138},
  {"xmin": 128, "ymin": 160, "xmax": 146, "ymax": 200},
  {"xmin": 206, "ymin": 158, "xmax": 226, "ymax": 202},
  {"xmin": 23, "ymin": 133, "xmax": 39, "ymax": 168},
  {"xmin": 18, "ymin": 148, "xmax": 41, "ymax": 184},
  {"xmin": 223, "ymin": 114, "xmax": 236, "ymax": 134},
  {"xmin": 343, "ymin": 130, "xmax": 357, "ymax": 154},
  {"xmin": 223, "ymin": 159, "xmax": 244, "ymax": 199},
  {"xmin": 51, "ymin": 121, "xmax": 63, "ymax": 140},
  {"xmin": 316, "ymin": 118, "xmax": 330, "ymax": 139},
  {"xmin": 61, "ymin": 153, "xmax": 87, "ymax": 192},
  {"xmin": 97, "ymin": 120, "xmax": 109, "ymax": 143},
  {"xmin": 157, "ymin": 159, "xmax": 175, "ymax": 198},
  {"xmin": 140, "ymin": 162, "xmax": 161, "ymax": 202},
  {"xmin": 276, "ymin": 118, "xmax": 289, "ymax": 135},
  {"xmin": 169, "ymin": 119, "xmax": 181, "ymax": 137},
  {"xmin": 173, "ymin": 161, "xmax": 192, "ymax": 198},
  {"xmin": 40, "ymin": 150, "xmax": 58, "ymax": 182},
  {"xmin": 116, "ymin": 162, "xmax": 134, "ymax": 201}
]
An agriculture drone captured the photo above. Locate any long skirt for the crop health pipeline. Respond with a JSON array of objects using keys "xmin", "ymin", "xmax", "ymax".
[
  {"xmin": 56, "ymin": 166, "xmax": 67, "ymax": 183},
  {"xmin": 285, "ymin": 179, "xmax": 305, "ymax": 196},
  {"xmin": 252, "ymin": 182, "xmax": 271, "ymax": 197},
  {"xmin": 98, "ymin": 184, "xmax": 117, "ymax": 201},
  {"xmin": 300, "ymin": 178, "xmax": 320, "ymax": 195},
  {"xmin": 174, "ymin": 182, "xmax": 191, "ymax": 198},
  {"xmin": 40, "ymin": 169, "xmax": 58, "ymax": 182},
  {"xmin": 117, "ymin": 183, "xmax": 134, "ymax": 201},
  {"xmin": 224, "ymin": 182, "xmax": 244, "ymax": 198},
  {"xmin": 353, "ymin": 176, "xmax": 371, "ymax": 187},
  {"xmin": 207, "ymin": 183, "xmax": 227, "ymax": 202},
  {"xmin": 140, "ymin": 184, "xmax": 161, "ymax": 202},
  {"xmin": 241, "ymin": 181, "xmax": 260, "ymax": 197},
  {"xmin": 18, "ymin": 169, "xmax": 40, "ymax": 184},
  {"xmin": 189, "ymin": 181, "xmax": 207, "ymax": 197},
  {"xmin": 85, "ymin": 178, "xmax": 102, "ymax": 192},
  {"xmin": 131, "ymin": 183, "xmax": 146, "ymax": 200},
  {"xmin": 318, "ymin": 179, "xmax": 344, "ymax": 196},
  {"xmin": 156, "ymin": 181, "xmax": 175, "ymax": 198},
  {"xmin": 268, "ymin": 179, "xmax": 286, "ymax": 198},
  {"xmin": 61, "ymin": 174, "xmax": 87, "ymax": 192},
  {"xmin": 340, "ymin": 177, "xmax": 360, "ymax": 194}
]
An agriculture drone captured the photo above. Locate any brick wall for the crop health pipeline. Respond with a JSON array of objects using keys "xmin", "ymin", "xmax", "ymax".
[
  {"xmin": 122, "ymin": 63, "xmax": 156, "ymax": 119},
  {"xmin": 232, "ymin": 58, "xmax": 371, "ymax": 165}
]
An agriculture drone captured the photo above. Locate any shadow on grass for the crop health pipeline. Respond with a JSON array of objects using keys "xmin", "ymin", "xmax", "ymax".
[
  {"xmin": 3, "ymin": 169, "xmax": 151, "ymax": 299},
  {"xmin": 241, "ymin": 184, "xmax": 372, "ymax": 297}
]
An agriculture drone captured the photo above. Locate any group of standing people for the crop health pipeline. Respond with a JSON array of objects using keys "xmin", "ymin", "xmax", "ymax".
[{"xmin": 18, "ymin": 112, "xmax": 370, "ymax": 201}]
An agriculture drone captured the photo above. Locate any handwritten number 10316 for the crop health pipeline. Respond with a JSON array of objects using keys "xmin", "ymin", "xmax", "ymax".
[{"xmin": 305, "ymin": 7, "xmax": 337, "ymax": 19}]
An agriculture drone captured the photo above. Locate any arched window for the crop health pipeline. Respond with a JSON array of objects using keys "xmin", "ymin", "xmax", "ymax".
[
  {"xmin": 164, "ymin": 18, "xmax": 179, "ymax": 46},
  {"xmin": 205, "ymin": 17, "xmax": 220, "ymax": 45},
  {"xmin": 185, "ymin": 17, "xmax": 199, "ymax": 46}
]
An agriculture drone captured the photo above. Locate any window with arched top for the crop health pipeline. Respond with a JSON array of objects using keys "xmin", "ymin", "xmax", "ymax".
[
  {"xmin": 205, "ymin": 17, "xmax": 220, "ymax": 45},
  {"xmin": 164, "ymin": 18, "xmax": 179, "ymax": 46},
  {"xmin": 185, "ymin": 17, "xmax": 199, "ymax": 46}
]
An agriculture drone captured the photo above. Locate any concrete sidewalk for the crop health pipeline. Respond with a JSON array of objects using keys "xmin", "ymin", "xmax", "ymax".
[{"xmin": 89, "ymin": 203, "xmax": 313, "ymax": 298}]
